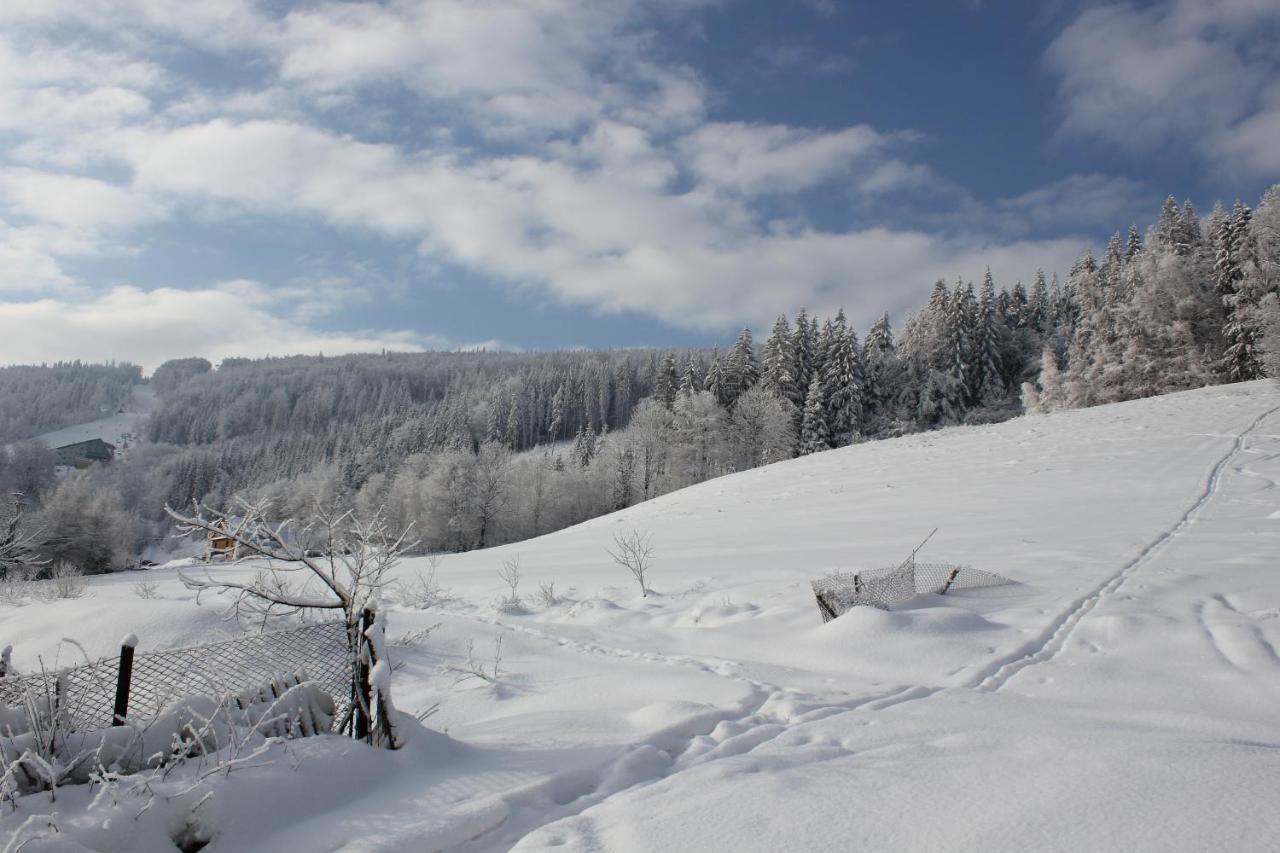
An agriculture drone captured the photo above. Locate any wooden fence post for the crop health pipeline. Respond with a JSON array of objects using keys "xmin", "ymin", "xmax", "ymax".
[
  {"xmin": 113, "ymin": 634, "xmax": 138, "ymax": 725},
  {"xmin": 353, "ymin": 609, "xmax": 374, "ymax": 741},
  {"xmin": 940, "ymin": 567, "xmax": 961, "ymax": 595}
]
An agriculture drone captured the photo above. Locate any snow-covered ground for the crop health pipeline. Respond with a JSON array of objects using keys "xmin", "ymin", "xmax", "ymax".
[
  {"xmin": 34, "ymin": 385, "xmax": 156, "ymax": 454},
  {"xmin": 4, "ymin": 380, "xmax": 1280, "ymax": 851}
]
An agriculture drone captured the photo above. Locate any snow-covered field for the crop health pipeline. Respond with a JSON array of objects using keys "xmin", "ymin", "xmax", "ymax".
[
  {"xmin": 34, "ymin": 386, "xmax": 156, "ymax": 454},
  {"xmin": 5, "ymin": 380, "xmax": 1280, "ymax": 851}
]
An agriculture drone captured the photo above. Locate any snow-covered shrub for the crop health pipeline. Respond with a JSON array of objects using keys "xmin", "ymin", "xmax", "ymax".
[
  {"xmin": 394, "ymin": 557, "xmax": 450, "ymax": 609},
  {"xmin": 535, "ymin": 580, "xmax": 560, "ymax": 607},
  {"xmin": 443, "ymin": 637, "xmax": 505, "ymax": 687},
  {"xmin": 133, "ymin": 578, "xmax": 159, "ymax": 599},
  {"xmin": 46, "ymin": 562, "xmax": 87, "ymax": 599}
]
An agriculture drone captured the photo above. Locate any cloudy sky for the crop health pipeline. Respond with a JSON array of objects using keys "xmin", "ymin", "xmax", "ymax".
[{"xmin": 1, "ymin": 0, "xmax": 1277, "ymax": 369}]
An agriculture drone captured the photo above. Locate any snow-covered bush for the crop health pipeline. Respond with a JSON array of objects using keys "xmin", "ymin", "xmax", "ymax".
[
  {"xmin": 394, "ymin": 556, "xmax": 450, "ymax": 609},
  {"xmin": 46, "ymin": 562, "xmax": 87, "ymax": 599},
  {"xmin": 535, "ymin": 580, "xmax": 560, "ymax": 607}
]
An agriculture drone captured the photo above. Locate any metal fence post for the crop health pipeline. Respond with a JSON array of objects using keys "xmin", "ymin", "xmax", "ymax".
[{"xmin": 113, "ymin": 633, "xmax": 138, "ymax": 725}]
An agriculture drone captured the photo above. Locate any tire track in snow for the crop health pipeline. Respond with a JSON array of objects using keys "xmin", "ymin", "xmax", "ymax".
[{"xmin": 971, "ymin": 403, "xmax": 1280, "ymax": 694}]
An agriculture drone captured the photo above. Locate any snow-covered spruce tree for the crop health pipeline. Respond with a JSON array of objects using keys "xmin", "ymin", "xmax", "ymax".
[
  {"xmin": 820, "ymin": 309, "xmax": 863, "ymax": 446},
  {"xmin": 946, "ymin": 281, "xmax": 977, "ymax": 406},
  {"xmin": 705, "ymin": 351, "xmax": 729, "ymax": 407},
  {"xmin": 722, "ymin": 327, "xmax": 760, "ymax": 408},
  {"xmin": 798, "ymin": 381, "xmax": 830, "ymax": 455},
  {"xmin": 654, "ymin": 353, "xmax": 679, "ymax": 409},
  {"xmin": 1028, "ymin": 269, "xmax": 1049, "ymax": 334},
  {"xmin": 679, "ymin": 357, "xmax": 702, "ymax": 397},
  {"xmin": 861, "ymin": 312, "xmax": 900, "ymax": 433},
  {"xmin": 792, "ymin": 308, "xmax": 818, "ymax": 405},
  {"xmin": 168, "ymin": 498, "xmax": 408, "ymax": 747},
  {"xmin": 973, "ymin": 271, "xmax": 1006, "ymax": 407},
  {"xmin": 548, "ymin": 384, "xmax": 567, "ymax": 442},
  {"xmin": 610, "ymin": 445, "xmax": 638, "ymax": 510},
  {"xmin": 761, "ymin": 315, "xmax": 799, "ymax": 407},
  {"xmin": 1216, "ymin": 201, "xmax": 1264, "ymax": 381},
  {"xmin": 1233, "ymin": 186, "xmax": 1280, "ymax": 378}
]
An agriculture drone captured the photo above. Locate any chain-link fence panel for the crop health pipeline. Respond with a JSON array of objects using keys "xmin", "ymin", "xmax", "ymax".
[
  {"xmin": 812, "ymin": 562, "xmax": 1013, "ymax": 622},
  {"xmin": 0, "ymin": 621, "xmax": 353, "ymax": 733}
]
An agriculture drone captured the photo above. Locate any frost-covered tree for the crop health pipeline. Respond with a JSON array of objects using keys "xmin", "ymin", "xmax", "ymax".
[
  {"xmin": 722, "ymin": 327, "xmax": 759, "ymax": 407},
  {"xmin": 792, "ymin": 308, "xmax": 818, "ymax": 404},
  {"xmin": 679, "ymin": 357, "xmax": 702, "ymax": 397},
  {"xmin": 669, "ymin": 391, "xmax": 727, "ymax": 485},
  {"xmin": 798, "ymin": 381, "xmax": 830, "ymax": 455},
  {"xmin": 0, "ymin": 495, "xmax": 44, "ymax": 579},
  {"xmin": 973, "ymin": 271, "xmax": 1006, "ymax": 405},
  {"xmin": 654, "ymin": 353, "xmax": 679, "ymax": 409},
  {"xmin": 761, "ymin": 315, "xmax": 799, "ymax": 406},
  {"xmin": 36, "ymin": 473, "xmax": 136, "ymax": 572},
  {"xmin": 821, "ymin": 309, "xmax": 863, "ymax": 445},
  {"xmin": 726, "ymin": 386, "xmax": 796, "ymax": 470}
]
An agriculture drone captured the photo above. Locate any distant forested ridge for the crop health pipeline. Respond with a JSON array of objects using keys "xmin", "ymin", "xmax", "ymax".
[
  {"xmin": 144, "ymin": 349, "xmax": 670, "ymax": 498},
  {"xmin": 1, "ymin": 184, "xmax": 1278, "ymax": 572},
  {"xmin": 0, "ymin": 362, "xmax": 143, "ymax": 443}
]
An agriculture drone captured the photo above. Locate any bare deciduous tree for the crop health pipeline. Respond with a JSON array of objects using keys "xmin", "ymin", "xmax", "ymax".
[
  {"xmin": 0, "ymin": 494, "xmax": 45, "ymax": 580},
  {"xmin": 607, "ymin": 530, "xmax": 655, "ymax": 597},
  {"xmin": 496, "ymin": 556, "xmax": 522, "ymax": 611},
  {"xmin": 165, "ymin": 497, "xmax": 413, "ymax": 748}
]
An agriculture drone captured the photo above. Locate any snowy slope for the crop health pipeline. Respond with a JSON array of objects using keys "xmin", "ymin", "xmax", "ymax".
[
  {"xmin": 4, "ymin": 380, "xmax": 1280, "ymax": 852},
  {"xmin": 34, "ymin": 385, "xmax": 156, "ymax": 453}
]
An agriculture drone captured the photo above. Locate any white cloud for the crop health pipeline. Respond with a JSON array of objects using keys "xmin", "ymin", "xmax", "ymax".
[
  {"xmin": 0, "ymin": 0, "xmax": 1117, "ymax": 368},
  {"xmin": 0, "ymin": 284, "xmax": 450, "ymax": 371},
  {"xmin": 273, "ymin": 0, "xmax": 712, "ymax": 133},
  {"xmin": 993, "ymin": 173, "xmax": 1150, "ymax": 233},
  {"xmin": 1045, "ymin": 0, "xmax": 1280, "ymax": 178},
  {"xmin": 0, "ymin": 168, "xmax": 166, "ymax": 231},
  {"xmin": 0, "ymin": 221, "xmax": 74, "ymax": 291},
  {"xmin": 678, "ymin": 122, "xmax": 902, "ymax": 195}
]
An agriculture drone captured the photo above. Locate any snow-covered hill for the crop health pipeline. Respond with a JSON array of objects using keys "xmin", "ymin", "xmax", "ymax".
[
  {"xmin": 34, "ymin": 385, "xmax": 156, "ymax": 454},
  {"xmin": 4, "ymin": 380, "xmax": 1280, "ymax": 851}
]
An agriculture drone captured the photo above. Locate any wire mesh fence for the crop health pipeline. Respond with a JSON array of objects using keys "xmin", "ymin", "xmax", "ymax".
[
  {"xmin": 812, "ymin": 562, "xmax": 1014, "ymax": 621},
  {"xmin": 0, "ymin": 621, "xmax": 354, "ymax": 733}
]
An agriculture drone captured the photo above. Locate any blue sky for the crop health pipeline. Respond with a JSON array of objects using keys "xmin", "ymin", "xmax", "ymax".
[{"xmin": 1, "ymin": 0, "xmax": 1277, "ymax": 370}]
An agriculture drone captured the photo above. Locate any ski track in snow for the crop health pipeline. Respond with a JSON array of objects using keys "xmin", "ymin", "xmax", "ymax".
[
  {"xmin": 445, "ymin": 402, "xmax": 1280, "ymax": 851},
  {"xmin": 971, "ymin": 403, "xmax": 1280, "ymax": 693}
]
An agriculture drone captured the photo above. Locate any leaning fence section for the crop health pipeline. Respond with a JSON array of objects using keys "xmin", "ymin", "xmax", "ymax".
[
  {"xmin": 0, "ymin": 621, "xmax": 353, "ymax": 733},
  {"xmin": 812, "ymin": 562, "xmax": 1014, "ymax": 622}
]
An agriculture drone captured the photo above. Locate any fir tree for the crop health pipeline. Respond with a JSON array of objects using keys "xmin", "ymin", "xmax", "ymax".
[
  {"xmin": 792, "ymin": 308, "xmax": 817, "ymax": 403},
  {"xmin": 705, "ymin": 352, "xmax": 727, "ymax": 407},
  {"xmin": 722, "ymin": 327, "xmax": 759, "ymax": 407},
  {"xmin": 679, "ymin": 357, "xmax": 701, "ymax": 397},
  {"xmin": 761, "ymin": 315, "xmax": 799, "ymax": 405},
  {"xmin": 798, "ymin": 381, "xmax": 830, "ymax": 454},
  {"xmin": 821, "ymin": 309, "xmax": 863, "ymax": 445},
  {"xmin": 974, "ymin": 274, "xmax": 1005, "ymax": 405},
  {"xmin": 654, "ymin": 353, "xmax": 679, "ymax": 409}
]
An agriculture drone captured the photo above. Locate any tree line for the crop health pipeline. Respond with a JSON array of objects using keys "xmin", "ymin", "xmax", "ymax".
[{"xmin": 1, "ymin": 183, "xmax": 1277, "ymax": 572}]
